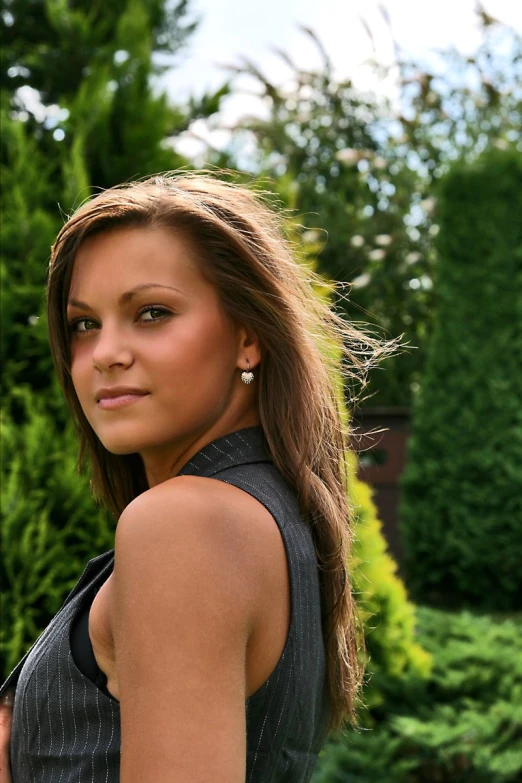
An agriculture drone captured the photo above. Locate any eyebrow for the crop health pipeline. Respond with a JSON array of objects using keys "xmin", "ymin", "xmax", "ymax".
[{"xmin": 67, "ymin": 283, "xmax": 186, "ymax": 310}]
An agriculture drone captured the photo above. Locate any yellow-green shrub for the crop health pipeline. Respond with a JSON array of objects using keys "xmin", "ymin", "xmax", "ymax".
[{"xmin": 348, "ymin": 454, "xmax": 431, "ymax": 708}]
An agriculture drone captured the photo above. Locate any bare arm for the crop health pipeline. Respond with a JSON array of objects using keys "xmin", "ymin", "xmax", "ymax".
[
  {"xmin": 112, "ymin": 477, "xmax": 260, "ymax": 783},
  {"xmin": 0, "ymin": 689, "xmax": 13, "ymax": 783}
]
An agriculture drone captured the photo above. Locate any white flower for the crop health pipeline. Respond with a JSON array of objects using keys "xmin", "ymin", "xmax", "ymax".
[
  {"xmin": 421, "ymin": 198, "xmax": 435, "ymax": 213},
  {"xmin": 369, "ymin": 248, "xmax": 386, "ymax": 261},
  {"xmin": 336, "ymin": 148, "xmax": 360, "ymax": 165},
  {"xmin": 28, "ymin": 315, "xmax": 39, "ymax": 326},
  {"xmin": 302, "ymin": 229, "xmax": 320, "ymax": 243},
  {"xmin": 351, "ymin": 273, "xmax": 371, "ymax": 289},
  {"xmin": 429, "ymin": 224, "xmax": 440, "ymax": 236},
  {"xmin": 375, "ymin": 234, "xmax": 392, "ymax": 246},
  {"xmin": 406, "ymin": 252, "xmax": 421, "ymax": 265},
  {"xmin": 373, "ymin": 156, "xmax": 387, "ymax": 170},
  {"xmin": 350, "ymin": 234, "xmax": 365, "ymax": 248}
]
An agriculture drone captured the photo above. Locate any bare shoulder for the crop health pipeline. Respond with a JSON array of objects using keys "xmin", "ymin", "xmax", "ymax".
[
  {"xmin": 118, "ymin": 473, "xmax": 276, "ymax": 533},
  {"xmin": 114, "ymin": 475, "xmax": 281, "ymax": 634},
  {"xmin": 111, "ymin": 476, "xmax": 284, "ymax": 640}
]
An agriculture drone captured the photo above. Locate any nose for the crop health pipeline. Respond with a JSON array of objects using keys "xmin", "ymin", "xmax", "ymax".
[{"xmin": 91, "ymin": 324, "xmax": 134, "ymax": 372}]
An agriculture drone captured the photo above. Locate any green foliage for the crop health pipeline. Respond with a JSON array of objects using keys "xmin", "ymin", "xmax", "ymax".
[
  {"xmin": 2, "ymin": 0, "xmax": 197, "ymax": 104},
  {"xmin": 399, "ymin": 147, "xmax": 522, "ymax": 610},
  {"xmin": 0, "ymin": 388, "xmax": 114, "ymax": 676},
  {"xmin": 2, "ymin": 0, "xmax": 207, "ymax": 198},
  {"xmin": 313, "ymin": 608, "xmax": 522, "ymax": 783},
  {"xmin": 0, "ymin": 107, "xmax": 61, "ymax": 395}
]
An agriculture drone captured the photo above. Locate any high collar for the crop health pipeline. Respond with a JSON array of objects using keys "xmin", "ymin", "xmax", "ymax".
[{"xmin": 177, "ymin": 426, "xmax": 272, "ymax": 479}]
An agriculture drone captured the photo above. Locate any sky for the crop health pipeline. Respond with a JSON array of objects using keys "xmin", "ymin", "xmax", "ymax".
[{"xmin": 158, "ymin": 0, "xmax": 522, "ymax": 159}]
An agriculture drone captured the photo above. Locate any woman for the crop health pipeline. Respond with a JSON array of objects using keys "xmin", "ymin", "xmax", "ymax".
[{"xmin": 0, "ymin": 173, "xmax": 396, "ymax": 781}]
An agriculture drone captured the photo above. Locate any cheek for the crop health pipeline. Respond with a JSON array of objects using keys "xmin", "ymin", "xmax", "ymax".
[
  {"xmin": 69, "ymin": 343, "xmax": 92, "ymax": 397},
  {"xmin": 164, "ymin": 310, "xmax": 236, "ymax": 367},
  {"xmin": 195, "ymin": 320, "xmax": 237, "ymax": 375}
]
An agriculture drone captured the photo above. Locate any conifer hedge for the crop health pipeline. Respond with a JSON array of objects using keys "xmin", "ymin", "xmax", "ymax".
[{"xmin": 399, "ymin": 147, "xmax": 522, "ymax": 610}]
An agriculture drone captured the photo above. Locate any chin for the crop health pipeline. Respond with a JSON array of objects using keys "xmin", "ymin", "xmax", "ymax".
[
  {"xmin": 101, "ymin": 441, "xmax": 142, "ymax": 456},
  {"xmin": 106, "ymin": 444, "xmax": 141, "ymax": 456},
  {"xmin": 95, "ymin": 432, "xmax": 148, "ymax": 455},
  {"xmin": 92, "ymin": 421, "xmax": 153, "ymax": 455}
]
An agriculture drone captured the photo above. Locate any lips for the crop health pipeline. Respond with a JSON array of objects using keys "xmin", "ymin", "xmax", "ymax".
[{"xmin": 95, "ymin": 386, "xmax": 149, "ymax": 402}]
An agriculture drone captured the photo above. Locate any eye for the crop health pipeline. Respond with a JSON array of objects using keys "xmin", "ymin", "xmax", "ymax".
[
  {"xmin": 70, "ymin": 318, "xmax": 98, "ymax": 333},
  {"xmin": 138, "ymin": 306, "xmax": 172, "ymax": 322}
]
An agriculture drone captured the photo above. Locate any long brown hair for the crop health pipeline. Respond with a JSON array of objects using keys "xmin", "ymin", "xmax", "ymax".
[{"xmin": 47, "ymin": 172, "xmax": 399, "ymax": 734}]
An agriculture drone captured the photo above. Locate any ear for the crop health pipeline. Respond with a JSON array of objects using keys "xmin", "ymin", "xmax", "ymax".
[{"xmin": 236, "ymin": 326, "xmax": 261, "ymax": 371}]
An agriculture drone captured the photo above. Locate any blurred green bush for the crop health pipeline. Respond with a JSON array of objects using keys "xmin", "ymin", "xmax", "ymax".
[
  {"xmin": 399, "ymin": 147, "xmax": 522, "ymax": 610},
  {"xmin": 313, "ymin": 607, "xmax": 522, "ymax": 783},
  {"xmin": 0, "ymin": 388, "xmax": 115, "ymax": 676}
]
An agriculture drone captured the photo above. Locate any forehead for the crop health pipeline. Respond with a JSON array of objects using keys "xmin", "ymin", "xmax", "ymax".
[{"xmin": 69, "ymin": 226, "xmax": 207, "ymax": 295}]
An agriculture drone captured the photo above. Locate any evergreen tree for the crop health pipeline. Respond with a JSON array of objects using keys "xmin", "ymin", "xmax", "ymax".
[
  {"xmin": 399, "ymin": 147, "xmax": 522, "ymax": 610},
  {"xmin": 1, "ymin": 390, "xmax": 114, "ymax": 675}
]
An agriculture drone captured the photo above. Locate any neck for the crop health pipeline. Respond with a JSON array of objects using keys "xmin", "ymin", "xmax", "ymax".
[{"xmin": 141, "ymin": 411, "xmax": 261, "ymax": 488}]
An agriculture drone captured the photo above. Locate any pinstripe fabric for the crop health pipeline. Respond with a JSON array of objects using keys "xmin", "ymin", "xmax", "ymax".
[{"xmin": 5, "ymin": 426, "xmax": 330, "ymax": 781}]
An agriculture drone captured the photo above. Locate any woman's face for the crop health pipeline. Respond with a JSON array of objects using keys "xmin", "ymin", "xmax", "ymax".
[{"xmin": 67, "ymin": 225, "xmax": 258, "ymax": 477}]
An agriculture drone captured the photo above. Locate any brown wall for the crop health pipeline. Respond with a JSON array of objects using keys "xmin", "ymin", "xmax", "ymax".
[{"xmin": 351, "ymin": 407, "xmax": 411, "ymax": 564}]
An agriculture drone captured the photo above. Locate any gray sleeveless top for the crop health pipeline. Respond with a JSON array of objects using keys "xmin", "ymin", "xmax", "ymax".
[{"xmin": 2, "ymin": 426, "xmax": 329, "ymax": 781}]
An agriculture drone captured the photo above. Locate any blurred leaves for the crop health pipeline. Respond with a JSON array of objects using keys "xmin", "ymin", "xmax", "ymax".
[
  {"xmin": 0, "ymin": 388, "xmax": 115, "ymax": 675},
  {"xmin": 313, "ymin": 608, "xmax": 522, "ymax": 782},
  {"xmin": 399, "ymin": 147, "xmax": 522, "ymax": 610}
]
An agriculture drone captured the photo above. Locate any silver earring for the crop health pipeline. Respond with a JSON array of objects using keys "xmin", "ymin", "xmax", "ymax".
[{"xmin": 241, "ymin": 359, "xmax": 254, "ymax": 385}]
